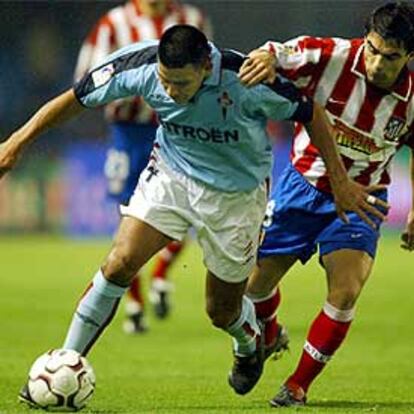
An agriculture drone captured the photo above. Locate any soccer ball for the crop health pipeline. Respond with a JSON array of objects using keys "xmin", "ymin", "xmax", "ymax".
[{"xmin": 25, "ymin": 349, "xmax": 96, "ymax": 411}]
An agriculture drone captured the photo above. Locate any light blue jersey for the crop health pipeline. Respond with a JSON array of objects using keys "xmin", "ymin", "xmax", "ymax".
[{"xmin": 74, "ymin": 40, "xmax": 313, "ymax": 192}]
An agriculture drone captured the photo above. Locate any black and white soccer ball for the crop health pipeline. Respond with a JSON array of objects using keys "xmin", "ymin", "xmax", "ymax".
[{"xmin": 26, "ymin": 349, "xmax": 95, "ymax": 411}]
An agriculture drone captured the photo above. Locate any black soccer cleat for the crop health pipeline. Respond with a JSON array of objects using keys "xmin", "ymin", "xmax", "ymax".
[
  {"xmin": 149, "ymin": 282, "xmax": 172, "ymax": 320},
  {"xmin": 264, "ymin": 324, "xmax": 290, "ymax": 361},
  {"xmin": 228, "ymin": 323, "xmax": 265, "ymax": 395},
  {"xmin": 122, "ymin": 310, "xmax": 149, "ymax": 334},
  {"xmin": 18, "ymin": 383, "xmax": 39, "ymax": 409},
  {"xmin": 152, "ymin": 290, "xmax": 170, "ymax": 319},
  {"xmin": 269, "ymin": 383, "xmax": 307, "ymax": 408}
]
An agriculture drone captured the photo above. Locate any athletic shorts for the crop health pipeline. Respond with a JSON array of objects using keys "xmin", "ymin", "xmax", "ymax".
[
  {"xmin": 259, "ymin": 163, "xmax": 388, "ymax": 263},
  {"xmin": 104, "ymin": 122, "xmax": 157, "ymax": 204},
  {"xmin": 120, "ymin": 148, "xmax": 268, "ymax": 283}
]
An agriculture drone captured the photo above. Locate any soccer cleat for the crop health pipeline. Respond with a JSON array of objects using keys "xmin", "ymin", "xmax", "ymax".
[
  {"xmin": 148, "ymin": 279, "xmax": 173, "ymax": 319},
  {"xmin": 228, "ymin": 323, "xmax": 265, "ymax": 395},
  {"xmin": 18, "ymin": 383, "xmax": 38, "ymax": 409},
  {"xmin": 122, "ymin": 310, "xmax": 148, "ymax": 334},
  {"xmin": 264, "ymin": 324, "xmax": 290, "ymax": 361},
  {"xmin": 269, "ymin": 383, "xmax": 307, "ymax": 407}
]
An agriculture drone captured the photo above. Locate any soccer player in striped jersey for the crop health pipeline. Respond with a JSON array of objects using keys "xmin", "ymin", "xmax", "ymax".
[
  {"xmin": 0, "ymin": 26, "xmax": 385, "ymax": 406},
  {"xmin": 75, "ymin": 0, "xmax": 213, "ymax": 333},
  {"xmin": 239, "ymin": 1, "xmax": 414, "ymax": 407}
]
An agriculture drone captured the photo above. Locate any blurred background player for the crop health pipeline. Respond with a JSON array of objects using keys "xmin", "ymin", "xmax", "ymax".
[
  {"xmin": 239, "ymin": 1, "xmax": 414, "ymax": 406},
  {"xmin": 74, "ymin": 0, "xmax": 212, "ymax": 333}
]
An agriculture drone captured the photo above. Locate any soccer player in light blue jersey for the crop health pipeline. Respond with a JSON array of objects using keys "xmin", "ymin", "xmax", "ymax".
[{"xmin": 0, "ymin": 25, "xmax": 386, "ymax": 406}]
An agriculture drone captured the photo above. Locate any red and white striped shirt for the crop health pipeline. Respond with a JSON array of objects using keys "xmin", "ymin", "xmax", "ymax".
[
  {"xmin": 75, "ymin": 0, "xmax": 212, "ymax": 125},
  {"xmin": 263, "ymin": 36, "xmax": 414, "ymax": 192}
]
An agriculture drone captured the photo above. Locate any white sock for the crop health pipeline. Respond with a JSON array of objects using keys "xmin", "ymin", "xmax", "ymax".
[
  {"xmin": 63, "ymin": 270, "xmax": 127, "ymax": 355},
  {"xmin": 226, "ymin": 296, "xmax": 260, "ymax": 357}
]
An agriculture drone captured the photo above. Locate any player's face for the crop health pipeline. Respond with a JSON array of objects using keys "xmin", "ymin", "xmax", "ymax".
[
  {"xmin": 157, "ymin": 61, "xmax": 211, "ymax": 104},
  {"xmin": 138, "ymin": 0, "xmax": 169, "ymax": 17},
  {"xmin": 364, "ymin": 31, "xmax": 413, "ymax": 90}
]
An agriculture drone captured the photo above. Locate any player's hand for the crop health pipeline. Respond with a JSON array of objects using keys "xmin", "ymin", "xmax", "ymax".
[
  {"xmin": 239, "ymin": 49, "xmax": 277, "ymax": 87},
  {"xmin": 401, "ymin": 210, "xmax": 414, "ymax": 251},
  {"xmin": 0, "ymin": 139, "xmax": 21, "ymax": 178},
  {"xmin": 331, "ymin": 180, "xmax": 390, "ymax": 229}
]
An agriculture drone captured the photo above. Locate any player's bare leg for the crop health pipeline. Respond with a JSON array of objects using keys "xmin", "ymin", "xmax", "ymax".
[
  {"xmin": 63, "ymin": 216, "xmax": 172, "ymax": 355},
  {"xmin": 149, "ymin": 240, "xmax": 184, "ymax": 319},
  {"xmin": 205, "ymin": 271, "xmax": 264, "ymax": 395},
  {"xmin": 20, "ymin": 217, "xmax": 172, "ymax": 408},
  {"xmin": 124, "ymin": 274, "xmax": 148, "ymax": 334},
  {"xmin": 247, "ymin": 255, "xmax": 297, "ymax": 358},
  {"xmin": 271, "ymin": 249, "xmax": 373, "ymax": 407}
]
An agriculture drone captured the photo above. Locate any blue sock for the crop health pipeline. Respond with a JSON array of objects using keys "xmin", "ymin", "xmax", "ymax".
[
  {"xmin": 63, "ymin": 270, "xmax": 127, "ymax": 355},
  {"xmin": 226, "ymin": 296, "xmax": 260, "ymax": 357}
]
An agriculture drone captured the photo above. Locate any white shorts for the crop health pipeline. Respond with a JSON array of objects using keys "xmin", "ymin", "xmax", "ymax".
[{"xmin": 120, "ymin": 150, "xmax": 268, "ymax": 283}]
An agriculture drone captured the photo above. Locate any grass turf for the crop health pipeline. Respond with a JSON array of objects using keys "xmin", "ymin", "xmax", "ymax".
[{"xmin": 0, "ymin": 234, "xmax": 413, "ymax": 413}]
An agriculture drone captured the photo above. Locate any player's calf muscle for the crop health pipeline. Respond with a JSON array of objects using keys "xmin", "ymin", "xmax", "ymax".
[
  {"xmin": 102, "ymin": 247, "xmax": 142, "ymax": 286},
  {"xmin": 206, "ymin": 299, "xmax": 242, "ymax": 328}
]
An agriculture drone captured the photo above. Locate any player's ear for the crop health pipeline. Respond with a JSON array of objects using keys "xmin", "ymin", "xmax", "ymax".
[{"xmin": 204, "ymin": 55, "xmax": 213, "ymax": 72}]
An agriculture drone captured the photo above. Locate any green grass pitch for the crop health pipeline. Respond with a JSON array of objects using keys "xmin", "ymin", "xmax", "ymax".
[{"xmin": 0, "ymin": 234, "xmax": 413, "ymax": 414}]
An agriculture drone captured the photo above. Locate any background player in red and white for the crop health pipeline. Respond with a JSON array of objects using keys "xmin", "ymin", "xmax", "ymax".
[
  {"xmin": 239, "ymin": 1, "xmax": 414, "ymax": 407},
  {"xmin": 75, "ymin": 0, "xmax": 212, "ymax": 333}
]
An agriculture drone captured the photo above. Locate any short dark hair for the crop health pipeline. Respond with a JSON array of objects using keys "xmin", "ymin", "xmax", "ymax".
[
  {"xmin": 365, "ymin": 2, "xmax": 414, "ymax": 53},
  {"xmin": 158, "ymin": 25, "xmax": 211, "ymax": 68}
]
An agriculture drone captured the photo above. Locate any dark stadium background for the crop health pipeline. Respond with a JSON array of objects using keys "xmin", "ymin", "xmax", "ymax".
[{"xmin": 0, "ymin": 1, "xmax": 410, "ymax": 234}]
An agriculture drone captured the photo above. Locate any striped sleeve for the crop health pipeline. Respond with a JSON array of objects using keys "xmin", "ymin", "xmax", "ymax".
[
  {"xmin": 74, "ymin": 45, "xmax": 157, "ymax": 108},
  {"xmin": 261, "ymin": 36, "xmax": 336, "ymax": 90}
]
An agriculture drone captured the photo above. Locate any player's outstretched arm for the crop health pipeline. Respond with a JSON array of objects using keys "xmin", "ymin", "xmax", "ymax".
[
  {"xmin": 0, "ymin": 89, "xmax": 84, "ymax": 178},
  {"xmin": 306, "ymin": 103, "xmax": 390, "ymax": 229},
  {"xmin": 238, "ymin": 49, "xmax": 276, "ymax": 87},
  {"xmin": 401, "ymin": 149, "xmax": 414, "ymax": 251}
]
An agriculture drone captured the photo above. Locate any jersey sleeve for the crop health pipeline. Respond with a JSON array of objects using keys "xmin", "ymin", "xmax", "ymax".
[
  {"xmin": 260, "ymin": 36, "xmax": 335, "ymax": 91},
  {"xmin": 244, "ymin": 75, "xmax": 314, "ymax": 123},
  {"xmin": 73, "ymin": 45, "xmax": 157, "ymax": 108}
]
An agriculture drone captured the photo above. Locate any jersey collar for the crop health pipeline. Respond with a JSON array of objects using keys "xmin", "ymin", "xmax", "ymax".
[
  {"xmin": 351, "ymin": 42, "xmax": 412, "ymax": 102},
  {"xmin": 202, "ymin": 43, "xmax": 222, "ymax": 87}
]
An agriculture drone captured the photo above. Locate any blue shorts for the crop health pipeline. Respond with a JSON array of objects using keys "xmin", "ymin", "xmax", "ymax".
[
  {"xmin": 104, "ymin": 122, "xmax": 157, "ymax": 204},
  {"xmin": 259, "ymin": 164, "xmax": 388, "ymax": 263}
]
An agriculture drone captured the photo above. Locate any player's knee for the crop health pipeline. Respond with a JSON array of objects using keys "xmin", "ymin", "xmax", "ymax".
[
  {"xmin": 102, "ymin": 245, "xmax": 139, "ymax": 286},
  {"xmin": 206, "ymin": 301, "xmax": 238, "ymax": 329},
  {"xmin": 328, "ymin": 286, "xmax": 361, "ymax": 309}
]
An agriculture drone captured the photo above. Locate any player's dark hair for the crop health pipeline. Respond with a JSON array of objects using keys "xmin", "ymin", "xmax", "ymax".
[
  {"xmin": 365, "ymin": 2, "xmax": 414, "ymax": 53},
  {"xmin": 158, "ymin": 25, "xmax": 211, "ymax": 68}
]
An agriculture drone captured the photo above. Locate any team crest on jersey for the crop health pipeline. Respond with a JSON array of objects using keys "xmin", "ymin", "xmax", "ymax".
[
  {"xmin": 92, "ymin": 63, "xmax": 115, "ymax": 88},
  {"xmin": 217, "ymin": 91, "xmax": 233, "ymax": 121},
  {"xmin": 384, "ymin": 116, "xmax": 406, "ymax": 142}
]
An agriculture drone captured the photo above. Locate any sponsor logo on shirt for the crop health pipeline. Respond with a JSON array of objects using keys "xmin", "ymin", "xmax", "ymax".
[
  {"xmin": 333, "ymin": 119, "xmax": 381, "ymax": 155},
  {"xmin": 92, "ymin": 63, "xmax": 115, "ymax": 88},
  {"xmin": 159, "ymin": 120, "xmax": 239, "ymax": 143}
]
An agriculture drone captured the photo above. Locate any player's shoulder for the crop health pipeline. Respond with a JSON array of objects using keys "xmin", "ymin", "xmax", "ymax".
[
  {"xmin": 92, "ymin": 40, "xmax": 158, "ymax": 73},
  {"xmin": 116, "ymin": 40, "xmax": 158, "ymax": 64},
  {"xmin": 220, "ymin": 49, "xmax": 246, "ymax": 73},
  {"xmin": 291, "ymin": 35, "xmax": 357, "ymax": 51}
]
